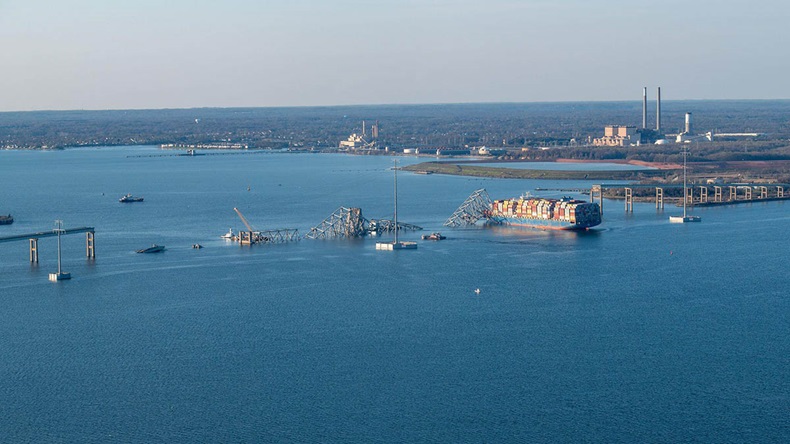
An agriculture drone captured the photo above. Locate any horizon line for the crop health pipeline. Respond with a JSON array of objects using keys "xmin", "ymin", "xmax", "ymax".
[{"xmin": 2, "ymin": 98, "xmax": 790, "ymax": 114}]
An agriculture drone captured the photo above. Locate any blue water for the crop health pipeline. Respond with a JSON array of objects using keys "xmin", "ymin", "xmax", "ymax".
[{"xmin": 1, "ymin": 146, "xmax": 788, "ymax": 442}]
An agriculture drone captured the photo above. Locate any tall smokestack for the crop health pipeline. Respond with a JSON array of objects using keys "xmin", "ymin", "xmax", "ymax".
[
  {"xmin": 685, "ymin": 112, "xmax": 692, "ymax": 134},
  {"xmin": 362, "ymin": 120, "xmax": 366, "ymax": 137},
  {"xmin": 656, "ymin": 87, "xmax": 661, "ymax": 132},
  {"xmin": 642, "ymin": 87, "xmax": 647, "ymax": 129}
]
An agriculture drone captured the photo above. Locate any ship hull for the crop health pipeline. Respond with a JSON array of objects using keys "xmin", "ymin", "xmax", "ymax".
[
  {"xmin": 490, "ymin": 197, "xmax": 601, "ymax": 230},
  {"xmin": 490, "ymin": 216, "xmax": 598, "ymax": 230}
]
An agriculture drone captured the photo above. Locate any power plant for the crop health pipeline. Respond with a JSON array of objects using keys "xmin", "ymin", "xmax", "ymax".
[{"xmin": 594, "ymin": 86, "xmax": 762, "ymax": 146}]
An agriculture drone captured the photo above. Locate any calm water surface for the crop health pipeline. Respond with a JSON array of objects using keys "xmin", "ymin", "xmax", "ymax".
[{"xmin": 0, "ymin": 147, "xmax": 788, "ymax": 442}]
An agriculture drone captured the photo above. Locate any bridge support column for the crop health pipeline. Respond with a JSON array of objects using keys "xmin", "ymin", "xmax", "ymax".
[
  {"xmin": 759, "ymin": 186, "xmax": 768, "ymax": 199},
  {"xmin": 624, "ymin": 188, "xmax": 633, "ymax": 212},
  {"xmin": 86, "ymin": 232, "xmax": 95, "ymax": 259},
  {"xmin": 699, "ymin": 186, "xmax": 708, "ymax": 203},
  {"xmin": 29, "ymin": 238, "xmax": 39, "ymax": 263},
  {"xmin": 744, "ymin": 187, "xmax": 752, "ymax": 200},
  {"xmin": 655, "ymin": 187, "xmax": 664, "ymax": 209},
  {"xmin": 729, "ymin": 186, "xmax": 737, "ymax": 201},
  {"xmin": 685, "ymin": 187, "xmax": 693, "ymax": 205},
  {"xmin": 777, "ymin": 186, "xmax": 784, "ymax": 198},
  {"xmin": 590, "ymin": 185, "xmax": 603, "ymax": 215},
  {"xmin": 714, "ymin": 186, "xmax": 723, "ymax": 202}
]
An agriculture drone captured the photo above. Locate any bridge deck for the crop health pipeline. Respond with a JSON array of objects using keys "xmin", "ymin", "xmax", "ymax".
[
  {"xmin": 0, "ymin": 227, "xmax": 95, "ymax": 244},
  {"xmin": 598, "ymin": 183, "xmax": 790, "ymax": 189}
]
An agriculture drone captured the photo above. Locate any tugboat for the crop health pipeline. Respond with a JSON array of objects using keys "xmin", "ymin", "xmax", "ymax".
[
  {"xmin": 0, "ymin": 214, "xmax": 13, "ymax": 225},
  {"xmin": 119, "ymin": 194, "xmax": 144, "ymax": 203},
  {"xmin": 421, "ymin": 232, "xmax": 446, "ymax": 241},
  {"xmin": 136, "ymin": 244, "xmax": 165, "ymax": 253}
]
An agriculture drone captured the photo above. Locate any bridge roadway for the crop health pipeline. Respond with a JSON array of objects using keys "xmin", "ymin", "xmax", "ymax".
[
  {"xmin": 597, "ymin": 182, "xmax": 790, "ymax": 189},
  {"xmin": 0, "ymin": 227, "xmax": 95, "ymax": 262},
  {"xmin": 591, "ymin": 183, "xmax": 790, "ymax": 214},
  {"xmin": 0, "ymin": 226, "xmax": 94, "ymax": 243}
]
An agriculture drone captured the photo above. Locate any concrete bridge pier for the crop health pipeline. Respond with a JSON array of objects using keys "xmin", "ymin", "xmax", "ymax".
[
  {"xmin": 714, "ymin": 186, "xmax": 723, "ymax": 202},
  {"xmin": 744, "ymin": 187, "xmax": 753, "ymax": 200},
  {"xmin": 685, "ymin": 187, "xmax": 693, "ymax": 205},
  {"xmin": 29, "ymin": 238, "xmax": 39, "ymax": 263},
  {"xmin": 777, "ymin": 186, "xmax": 784, "ymax": 198},
  {"xmin": 86, "ymin": 232, "xmax": 96, "ymax": 259},
  {"xmin": 729, "ymin": 186, "xmax": 737, "ymax": 201},
  {"xmin": 590, "ymin": 185, "xmax": 604, "ymax": 215},
  {"xmin": 655, "ymin": 187, "xmax": 664, "ymax": 209},
  {"xmin": 624, "ymin": 188, "xmax": 633, "ymax": 212},
  {"xmin": 699, "ymin": 186, "xmax": 708, "ymax": 203},
  {"xmin": 759, "ymin": 186, "xmax": 768, "ymax": 199}
]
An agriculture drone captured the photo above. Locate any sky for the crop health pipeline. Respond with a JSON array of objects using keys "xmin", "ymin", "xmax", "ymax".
[{"xmin": 1, "ymin": 0, "xmax": 788, "ymax": 111}]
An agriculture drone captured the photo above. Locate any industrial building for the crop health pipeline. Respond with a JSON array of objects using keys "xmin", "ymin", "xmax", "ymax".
[
  {"xmin": 593, "ymin": 125, "xmax": 640, "ymax": 146},
  {"xmin": 338, "ymin": 120, "xmax": 379, "ymax": 150}
]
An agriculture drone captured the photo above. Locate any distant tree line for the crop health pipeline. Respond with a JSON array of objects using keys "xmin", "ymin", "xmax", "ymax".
[{"xmin": 1, "ymin": 101, "xmax": 789, "ymax": 158}]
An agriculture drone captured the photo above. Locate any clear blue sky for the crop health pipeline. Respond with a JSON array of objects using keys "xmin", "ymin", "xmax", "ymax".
[{"xmin": 1, "ymin": 0, "xmax": 787, "ymax": 111}]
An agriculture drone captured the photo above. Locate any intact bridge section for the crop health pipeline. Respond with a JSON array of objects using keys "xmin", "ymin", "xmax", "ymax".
[
  {"xmin": 590, "ymin": 183, "xmax": 790, "ymax": 214},
  {"xmin": 0, "ymin": 226, "xmax": 95, "ymax": 262}
]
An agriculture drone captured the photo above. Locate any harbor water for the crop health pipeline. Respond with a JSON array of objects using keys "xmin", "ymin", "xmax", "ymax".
[{"xmin": 0, "ymin": 147, "xmax": 788, "ymax": 442}]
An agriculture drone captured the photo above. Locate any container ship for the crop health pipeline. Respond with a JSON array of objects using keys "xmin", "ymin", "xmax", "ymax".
[{"xmin": 487, "ymin": 196, "xmax": 601, "ymax": 230}]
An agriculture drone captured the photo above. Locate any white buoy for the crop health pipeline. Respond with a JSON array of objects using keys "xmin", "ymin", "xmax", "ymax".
[{"xmin": 474, "ymin": 288, "xmax": 481, "ymax": 295}]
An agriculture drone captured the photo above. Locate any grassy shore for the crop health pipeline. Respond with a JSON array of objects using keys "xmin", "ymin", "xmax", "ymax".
[{"xmin": 401, "ymin": 161, "xmax": 669, "ymax": 181}]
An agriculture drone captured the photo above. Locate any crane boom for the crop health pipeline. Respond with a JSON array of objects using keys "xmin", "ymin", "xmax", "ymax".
[{"xmin": 233, "ymin": 207, "xmax": 256, "ymax": 232}]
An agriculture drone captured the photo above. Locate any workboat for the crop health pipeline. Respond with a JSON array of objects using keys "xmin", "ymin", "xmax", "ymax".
[
  {"xmin": 136, "ymin": 244, "xmax": 165, "ymax": 253},
  {"xmin": 119, "ymin": 194, "xmax": 144, "ymax": 203},
  {"xmin": 220, "ymin": 228, "xmax": 234, "ymax": 239},
  {"xmin": 0, "ymin": 214, "xmax": 13, "ymax": 225},
  {"xmin": 421, "ymin": 232, "xmax": 446, "ymax": 240}
]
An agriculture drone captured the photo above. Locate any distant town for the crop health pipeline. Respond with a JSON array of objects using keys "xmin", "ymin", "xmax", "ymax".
[{"xmin": 2, "ymin": 97, "xmax": 790, "ymax": 182}]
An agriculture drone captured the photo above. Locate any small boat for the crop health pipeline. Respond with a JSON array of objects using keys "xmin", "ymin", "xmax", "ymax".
[
  {"xmin": 0, "ymin": 214, "xmax": 13, "ymax": 225},
  {"xmin": 669, "ymin": 215, "xmax": 702, "ymax": 223},
  {"xmin": 220, "ymin": 228, "xmax": 234, "ymax": 239},
  {"xmin": 421, "ymin": 232, "xmax": 446, "ymax": 241},
  {"xmin": 119, "ymin": 194, "xmax": 144, "ymax": 203},
  {"xmin": 192, "ymin": 243, "xmax": 203, "ymax": 249},
  {"xmin": 136, "ymin": 244, "xmax": 165, "ymax": 253}
]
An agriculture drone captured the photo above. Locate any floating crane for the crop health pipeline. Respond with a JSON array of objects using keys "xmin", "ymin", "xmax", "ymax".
[
  {"xmin": 234, "ymin": 207, "xmax": 259, "ymax": 244},
  {"xmin": 234, "ymin": 207, "xmax": 255, "ymax": 232},
  {"xmin": 231, "ymin": 207, "xmax": 299, "ymax": 245}
]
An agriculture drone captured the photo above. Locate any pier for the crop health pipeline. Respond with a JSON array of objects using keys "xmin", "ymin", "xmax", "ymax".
[{"xmin": 0, "ymin": 226, "xmax": 95, "ymax": 262}]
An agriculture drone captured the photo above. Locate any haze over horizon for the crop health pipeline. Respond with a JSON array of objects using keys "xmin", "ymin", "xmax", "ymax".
[{"xmin": 1, "ymin": 0, "xmax": 788, "ymax": 112}]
